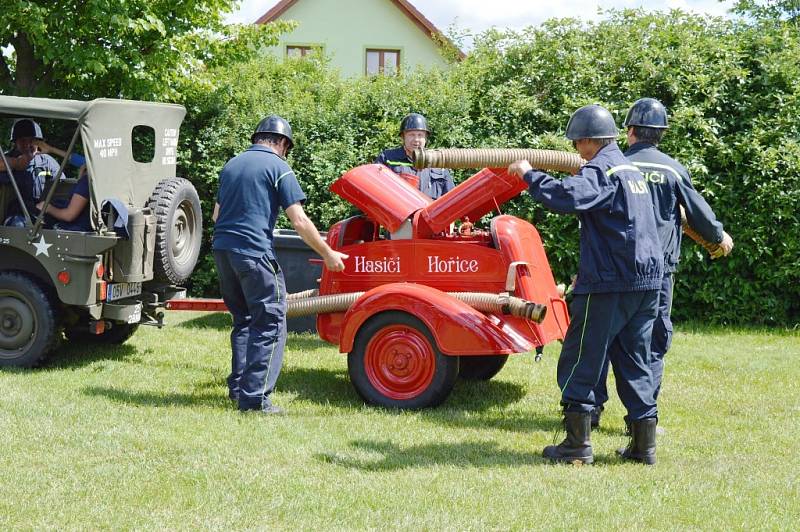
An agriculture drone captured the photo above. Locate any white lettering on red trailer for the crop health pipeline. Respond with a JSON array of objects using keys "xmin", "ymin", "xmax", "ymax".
[
  {"xmin": 354, "ymin": 256, "xmax": 401, "ymax": 273},
  {"xmin": 427, "ymin": 256, "xmax": 479, "ymax": 273}
]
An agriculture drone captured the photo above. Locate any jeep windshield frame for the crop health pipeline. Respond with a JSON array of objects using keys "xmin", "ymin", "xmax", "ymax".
[{"xmin": 0, "ymin": 96, "xmax": 186, "ymax": 235}]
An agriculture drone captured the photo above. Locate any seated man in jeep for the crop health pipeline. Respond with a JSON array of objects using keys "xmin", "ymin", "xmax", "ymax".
[
  {"xmin": 36, "ymin": 165, "xmax": 91, "ymax": 232},
  {"xmin": 2, "ymin": 118, "xmax": 62, "ymax": 226}
]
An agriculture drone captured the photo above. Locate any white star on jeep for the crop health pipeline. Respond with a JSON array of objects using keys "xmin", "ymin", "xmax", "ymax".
[{"xmin": 33, "ymin": 236, "xmax": 52, "ymax": 257}]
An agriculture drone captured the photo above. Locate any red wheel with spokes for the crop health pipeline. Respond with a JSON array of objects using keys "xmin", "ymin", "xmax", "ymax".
[{"xmin": 348, "ymin": 311, "xmax": 459, "ymax": 409}]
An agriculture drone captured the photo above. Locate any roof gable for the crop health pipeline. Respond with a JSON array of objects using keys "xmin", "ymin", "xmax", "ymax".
[{"xmin": 255, "ymin": 0, "xmax": 464, "ymax": 59}]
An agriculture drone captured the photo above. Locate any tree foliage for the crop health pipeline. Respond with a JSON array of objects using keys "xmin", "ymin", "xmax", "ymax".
[
  {"xmin": 733, "ymin": 0, "xmax": 800, "ymax": 22},
  {"xmin": 0, "ymin": 0, "xmax": 293, "ymax": 99},
  {"xmin": 2, "ymin": 4, "xmax": 796, "ymax": 325},
  {"xmin": 181, "ymin": 9, "xmax": 799, "ymax": 326}
]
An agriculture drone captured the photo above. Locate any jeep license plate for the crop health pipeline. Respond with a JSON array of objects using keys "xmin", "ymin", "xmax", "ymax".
[
  {"xmin": 107, "ymin": 282, "xmax": 142, "ymax": 302},
  {"xmin": 127, "ymin": 303, "xmax": 142, "ymax": 324}
]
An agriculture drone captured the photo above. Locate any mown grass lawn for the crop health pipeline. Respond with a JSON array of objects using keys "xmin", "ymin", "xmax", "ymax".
[{"xmin": 1, "ymin": 311, "xmax": 798, "ymax": 530}]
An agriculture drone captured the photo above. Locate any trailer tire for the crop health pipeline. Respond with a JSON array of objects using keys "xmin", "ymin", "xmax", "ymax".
[
  {"xmin": 0, "ymin": 272, "xmax": 60, "ymax": 367},
  {"xmin": 65, "ymin": 323, "xmax": 139, "ymax": 345},
  {"xmin": 348, "ymin": 311, "xmax": 459, "ymax": 409},
  {"xmin": 148, "ymin": 177, "xmax": 202, "ymax": 285},
  {"xmin": 458, "ymin": 354, "xmax": 508, "ymax": 381}
]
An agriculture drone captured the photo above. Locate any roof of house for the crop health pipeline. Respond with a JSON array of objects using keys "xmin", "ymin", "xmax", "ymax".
[{"xmin": 255, "ymin": 0, "xmax": 465, "ymax": 59}]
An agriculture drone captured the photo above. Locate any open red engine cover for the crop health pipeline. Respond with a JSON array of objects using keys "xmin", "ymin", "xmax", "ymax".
[
  {"xmin": 420, "ymin": 168, "xmax": 528, "ymax": 233},
  {"xmin": 322, "ymin": 162, "xmax": 569, "ymax": 356},
  {"xmin": 329, "ymin": 164, "xmax": 430, "ymax": 233}
]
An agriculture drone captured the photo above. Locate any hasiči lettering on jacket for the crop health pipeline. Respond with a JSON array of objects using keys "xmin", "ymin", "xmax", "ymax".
[
  {"xmin": 352, "ymin": 255, "xmax": 479, "ymax": 274},
  {"xmin": 627, "ymin": 179, "xmax": 648, "ymax": 194}
]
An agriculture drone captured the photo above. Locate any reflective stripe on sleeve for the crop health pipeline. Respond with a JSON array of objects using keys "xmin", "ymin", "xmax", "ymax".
[
  {"xmin": 275, "ymin": 170, "xmax": 294, "ymax": 186},
  {"xmin": 606, "ymin": 164, "xmax": 640, "ymax": 176}
]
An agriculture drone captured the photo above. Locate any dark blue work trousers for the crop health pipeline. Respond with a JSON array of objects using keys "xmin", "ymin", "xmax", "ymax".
[
  {"xmin": 558, "ymin": 289, "xmax": 659, "ymax": 421},
  {"xmin": 595, "ymin": 274, "xmax": 673, "ymax": 408},
  {"xmin": 213, "ymin": 250, "xmax": 287, "ymax": 411}
]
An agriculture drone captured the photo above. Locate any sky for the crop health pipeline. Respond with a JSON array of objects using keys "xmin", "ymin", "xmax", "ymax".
[{"xmin": 224, "ymin": 0, "xmax": 737, "ymax": 33}]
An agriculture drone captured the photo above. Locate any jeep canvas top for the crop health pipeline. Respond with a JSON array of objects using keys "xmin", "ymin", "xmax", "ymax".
[{"xmin": 0, "ymin": 96, "xmax": 202, "ymax": 367}]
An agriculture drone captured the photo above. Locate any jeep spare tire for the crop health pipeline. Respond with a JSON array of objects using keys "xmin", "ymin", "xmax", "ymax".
[{"xmin": 148, "ymin": 178, "xmax": 202, "ymax": 285}]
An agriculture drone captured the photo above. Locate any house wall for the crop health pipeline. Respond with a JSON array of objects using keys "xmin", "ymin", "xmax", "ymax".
[{"xmin": 266, "ymin": 0, "xmax": 450, "ymax": 76}]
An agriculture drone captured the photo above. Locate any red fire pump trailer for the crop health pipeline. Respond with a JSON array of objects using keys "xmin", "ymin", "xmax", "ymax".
[{"xmin": 170, "ymin": 149, "xmax": 582, "ymax": 408}]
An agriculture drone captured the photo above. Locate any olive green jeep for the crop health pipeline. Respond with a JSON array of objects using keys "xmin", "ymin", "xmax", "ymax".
[{"xmin": 0, "ymin": 96, "xmax": 202, "ymax": 367}]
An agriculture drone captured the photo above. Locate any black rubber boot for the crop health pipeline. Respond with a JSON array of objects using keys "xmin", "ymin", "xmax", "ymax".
[
  {"xmin": 617, "ymin": 417, "xmax": 657, "ymax": 465},
  {"xmin": 543, "ymin": 412, "xmax": 593, "ymax": 464}
]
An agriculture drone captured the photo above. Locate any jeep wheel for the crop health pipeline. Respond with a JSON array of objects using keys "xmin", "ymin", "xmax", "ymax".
[
  {"xmin": 348, "ymin": 311, "xmax": 459, "ymax": 409},
  {"xmin": 65, "ymin": 322, "xmax": 139, "ymax": 345},
  {"xmin": 149, "ymin": 177, "xmax": 202, "ymax": 285},
  {"xmin": 458, "ymin": 355, "xmax": 508, "ymax": 381},
  {"xmin": 0, "ymin": 272, "xmax": 60, "ymax": 367}
]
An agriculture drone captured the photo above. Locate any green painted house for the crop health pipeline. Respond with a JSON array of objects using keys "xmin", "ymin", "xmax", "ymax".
[{"xmin": 256, "ymin": 0, "xmax": 462, "ymax": 76}]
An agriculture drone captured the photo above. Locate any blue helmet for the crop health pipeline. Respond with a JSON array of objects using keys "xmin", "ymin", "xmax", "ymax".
[
  {"xmin": 565, "ymin": 105, "xmax": 618, "ymax": 140},
  {"xmin": 623, "ymin": 98, "xmax": 669, "ymax": 129},
  {"xmin": 11, "ymin": 118, "xmax": 44, "ymax": 142},
  {"xmin": 400, "ymin": 113, "xmax": 429, "ymax": 135},
  {"xmin": 252, "ymin": 115, "xmax": 294, "ymax": 149}
]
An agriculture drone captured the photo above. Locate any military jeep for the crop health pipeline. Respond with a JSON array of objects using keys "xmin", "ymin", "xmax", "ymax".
[{"xmin": 0, "ymin": 96, "xmax": 202, "ymax": 367}]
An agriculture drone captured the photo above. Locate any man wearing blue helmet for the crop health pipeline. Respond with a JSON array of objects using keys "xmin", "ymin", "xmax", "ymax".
[
  {"xmin": 375, "ymin": 113, "xmax": 454, "ymax": 199},
  {"xmin": 509, "ymin": 104, "xmax": 663, "ymax": 465},
  {"xmin": 592, "ymin": 98, "xmax": 734, "ymax": 434},
  {"xmin": 213, "ymin": 115, "xmax": 348, "ymax": 415},
  {"xmin": 2, "ymin": 118, "xmax": 62, "ymax": 226}
]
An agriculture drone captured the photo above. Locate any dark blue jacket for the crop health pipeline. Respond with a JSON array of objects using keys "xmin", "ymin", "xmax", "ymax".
[
  {"xmin": 1, "ymin": 151, "xmax": 61, "ymax": 217},
  {"xmin": 375, "ymin": 147, "xmax": 454, "ymax": 200},
  {"xmin": 213, "ymin": 145, "xmax": 306, "ymax": 259},
  {"xmin": 625, "ymin": 142, "xmax": 724, "ymax": 273},
  {"xmin": 524, "ymin": 143, "xmax": 663, "ymax": 294}
]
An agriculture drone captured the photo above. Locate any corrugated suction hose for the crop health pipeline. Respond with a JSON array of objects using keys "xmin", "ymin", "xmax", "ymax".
[
  {"xmin": 287, "ymin": 290, "xmax": 547, "ymax": 323},
  {"xmin": 679, "ymin": 206, "xmax": 722, "ymax": 256},
  {"xmin": 413, "ymin": 148, "xmax": 585, "ymax": 174},
  {"xmin": 287, "ymin": 289, "xmax": 319, "ymax": 301}
]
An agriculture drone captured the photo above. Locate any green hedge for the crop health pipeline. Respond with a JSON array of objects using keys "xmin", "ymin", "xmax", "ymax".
[{"xmin": 179, "ymin": 10, "xmax": 800, "ymax": 326}]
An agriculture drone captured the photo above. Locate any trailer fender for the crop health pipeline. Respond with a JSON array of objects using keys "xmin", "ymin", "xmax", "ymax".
[{"xmin": 339, "ymin": 283, "xmax": 533, "ymax": 356}]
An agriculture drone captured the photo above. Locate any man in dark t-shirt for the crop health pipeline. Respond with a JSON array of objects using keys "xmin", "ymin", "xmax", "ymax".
[
  {"xmin": 212, "ymin": 115, "xmax": 347, "ymax": 415},
  {"xmin": 36, "ymin": 172, "xmax": 91, "ymax": 232}
]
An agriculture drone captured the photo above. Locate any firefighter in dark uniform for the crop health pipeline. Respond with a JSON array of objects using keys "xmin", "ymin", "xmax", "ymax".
[
  {"xmin": 212, "ymin": 115, "xmax": 347, "ymax": 415},
  {"xmin": 508, "ymin": 104, "xmax": 663, "ymax": 465},
  {"xmin": 592, "ymin": 98, "xmax": 734, "ymax": 430},
  {"xmin": 375, "ymin": 113, "xmax": 455, "ymax": 200},
  {"xmin": 2, "ymin": 119, "xmax": 62, "ymax": 226}
]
